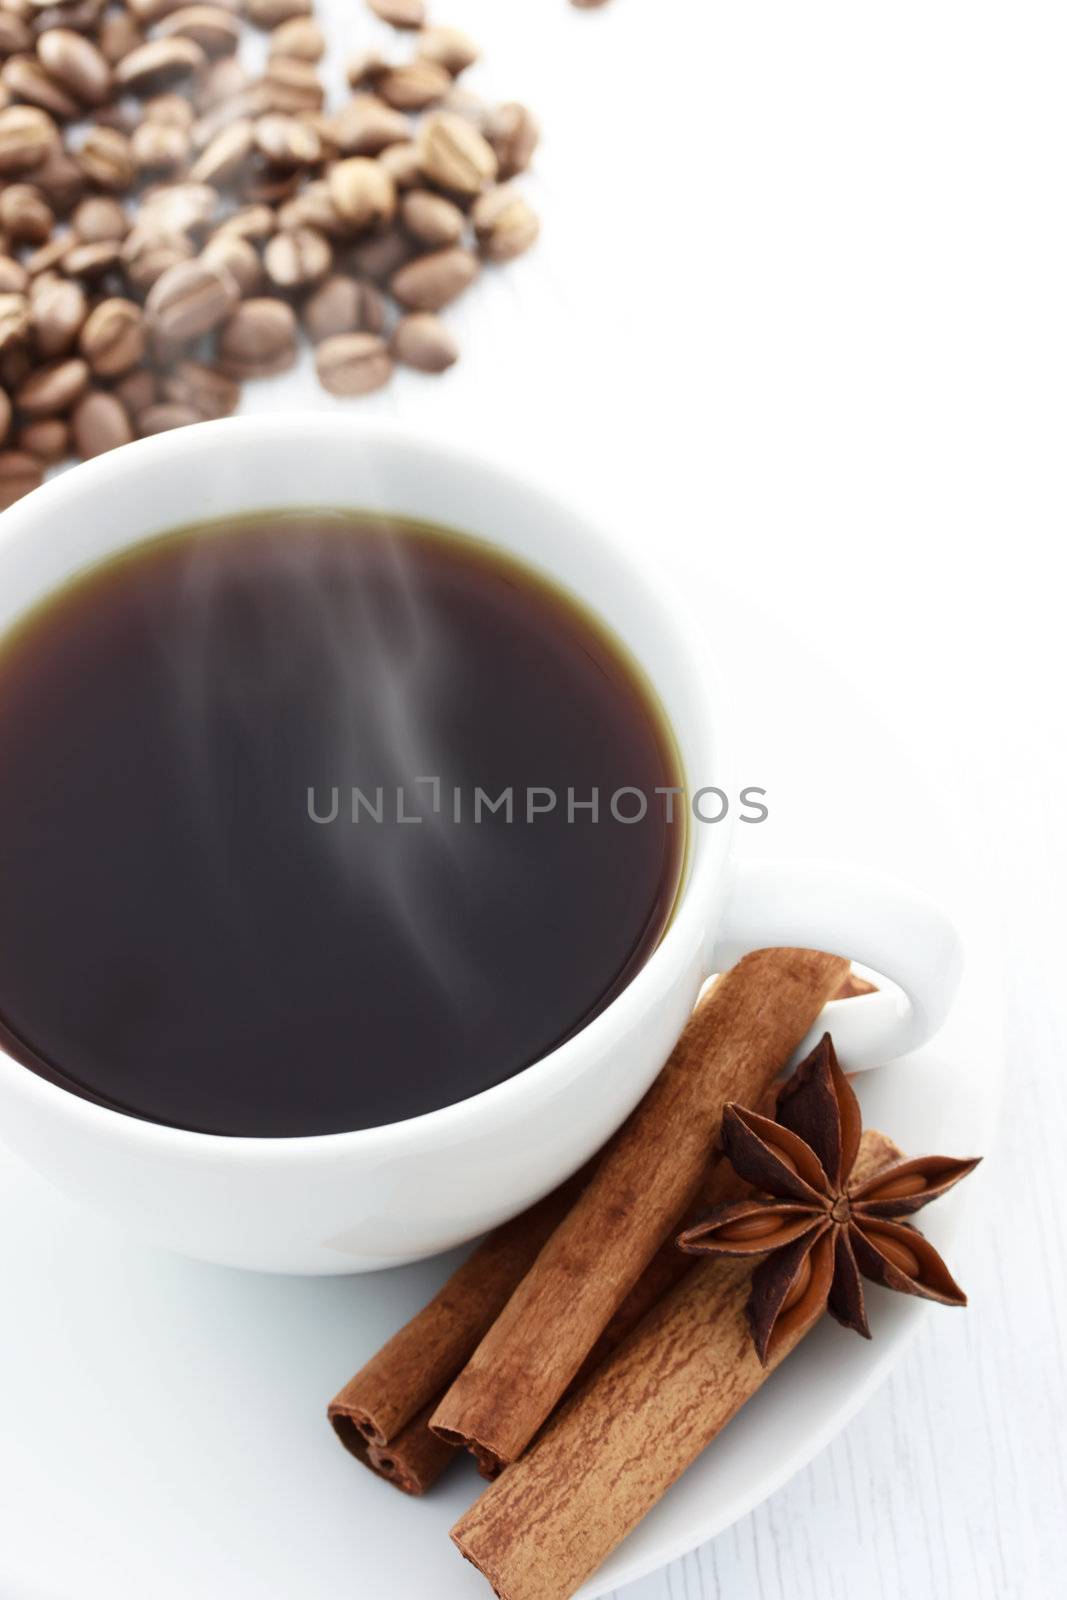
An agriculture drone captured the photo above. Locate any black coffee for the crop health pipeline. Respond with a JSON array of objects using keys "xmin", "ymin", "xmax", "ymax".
[{"xmin": 0, "ymin": 512, "xmax": 684, "ymax": 1137}]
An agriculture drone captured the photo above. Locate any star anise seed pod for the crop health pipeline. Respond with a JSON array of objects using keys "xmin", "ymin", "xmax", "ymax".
[{"xmin": 677, "ymin": 1033, "xmax": 980, "ymax": 1365}]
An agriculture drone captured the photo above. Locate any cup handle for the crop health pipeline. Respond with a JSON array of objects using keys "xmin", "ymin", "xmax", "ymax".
[{"xmin": 706, "ymin": 858, "xmax": 964, "ymax": 1068}]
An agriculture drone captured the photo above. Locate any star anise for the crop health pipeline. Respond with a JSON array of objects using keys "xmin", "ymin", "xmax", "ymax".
[{"xmin": 677, "ymin": 1033, "xmax": 980, "ymax": 1365}]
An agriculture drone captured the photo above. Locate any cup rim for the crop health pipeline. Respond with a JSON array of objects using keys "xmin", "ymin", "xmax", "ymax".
[{"xmin": 0, "ymin": 415, "xmax": 734, "ymax": 1163}]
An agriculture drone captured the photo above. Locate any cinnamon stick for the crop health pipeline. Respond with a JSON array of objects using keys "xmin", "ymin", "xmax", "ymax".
[
  {"xmin": 451, "ymin": 1129, "xmax": 900, "ymax": 1600},
  {"xmin": 431, "ymin": 948, "xmax": 850, "ymax": 1468},
  {"xmin": 328, "ymin": 1170, "xmax": 588, "ymax": 1491}
]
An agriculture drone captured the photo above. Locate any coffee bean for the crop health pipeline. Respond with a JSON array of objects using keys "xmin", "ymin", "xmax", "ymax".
[
  {"xmin": 31, "ymin": 0, "xmax": 107, "ymax": 35},
  {"xmin": 344, "ymin": 49, "xmax": 387, "ymax": 90},
  {"xmin": 0, "ymin": 105, "xmax": 58, "ymax": 175},
  {"xmin": 0, "ymin": 14, "xmax": 32, "ymax": 55},
  {"xmin": 377, "ymin": 140, "xmax": 421, "ymax": 189},
  {"xmin": 301, "ymin": 272, "xmax": 384, "ymax": 342},
  {"xmin": 367, "ymin": 0, "xmax": 425, "ymax": 28},
  {"xmin": 261, "ymin": 54, "xmax": 323, "ymax": 112},
  {"xmin": 211, "ymin": 202, "xmax": 275, "ymax": 242},
  {"xmin": 78, "ymin": 295, "xmax": 144, "ymax": 375},
  {"xmin": 0, "ymin": 345, "xmax": 31, "ymax": 390},
  {"xmin": 121, "ymin": 224, "xmax": 194, "ymax": 293},
  {"xmin": 484, "ymin": 101, "xmax": 539, "ymax": 179},
  {"xmin": 157, "ymin": 6, "xmax": 241, "ymax": 56},
  {"xmin": 76, "ymin": 123, "xmax": 135, "ymax": 189},
  {"xmin": 0, "ymin": 448, "xmax": 43, "ymax": 508},
  {"xmin": 276, "ymin": 178, "xmax": 344, "ymax": 236},
  {"xmin": 471, "ymin": 185, "xmax": 540, "ymax": 262},
  {"xmin": 377, "ymin": 60, "xmax": 450, "ymax": 112},
  {"xmin": 62, "ymin": 238, "xmax": 121, "ymax": 278},
  {"xmin": 315, "ymin": 330, "xmax": 392, "ymax": 395},
  {"xmin": 98, "ymin": 13, "xmax": 143, "ymax": 67},
  {"xmin": 263, "ymin": 224, "xmax": 330, "ymax": 288},
  {"xmin": 0, "ymin": 291, "xmax": 31, "ymax": 349},
  {"xmin": 138, "ymin": 180, "xmax": 218, "ymax": 234},
  {"xmin": 1, "ymin": 56, "xmax": 81, "ymax": 121},
  {"xmin": 0, "ymin": 384, "xmax": 9, "ymax": 443},
  {"xmin": 418, "ymin": 110, "xmax": 496, "ymax": 196},
  {"xmin": 0, "ymin": 256, "xmax": 29, "ymax": 292},
  {"xmin": 217, "ymin": 295, "xmax": 296, "ymax": 377},
  {"xmin": 246, "ymin": 0, "xmax": 310, "ymax": 27},
  {"xmin": 146, "ymin": 256, "xmax": 238, "ymax": 341},
  {"xmin": 27, "ymin": 144, "xmax": 83, "ymax": 212},
  {"xmin": 0, "ymin": 182, "xmax": 54, "ymax": 243},
  {"xmin": 188, "ymin": 117, "xmax": 254, "ymax": 183},
  {"xmin": 328, "ymin": 155, "xmax": 396, "ymax": 231},
  {"xmin": 331, "ymin": 93, "xmax": 408, "ymax": 156},
  {"xmin": 144, "ymin": 91, "xmax": 195, "ymax": 128},
  {"xmin": 36, "ymin": 27, "xmax": 112, "ymax": 106},
  {"xmin": 400, "ymin": 188, "xmax": 464, "ymax": 248},
  {"xmin": 391, "ymin": 310, "xmax": 457, "ymax": 373},
  {"xmin": 114, "ymin": 38, "xmax": 205, "ymax": 95},
  {"xmin": 16, "ymin": 354, "xmax": 89, "ymax": 415},
  {"xmin": 196, "ymin": 53, "xmax": 249, "ymax": 112},
  {"xmin": 269, "ymin": 18, "xmax": 323, "ymax": 61},
  {"xmin": 16, "ymin": 416, "xmax": 67, "ymax": 461},
  {"xmin": 254, "ymin": 111, "xmax": 320, "ymax": 168},
  {"xmin": 416, "ymin": 25, "xmax": 479, "ymax": 77},
  {"xmin": 390, "ymin": 245, "xmax": 478, "ymax": 311},
  {"xmin": 133, "ymin": 118, "xmax": 190, "ymax": 173},
  {"xmin": 347, "ymin": 223, "xmax": 413, "ymax": 282},
  {"xmin": 137, "ymin": 400, "xmax": 200, "ymax": 435},
  {"xmin": 30, "ymin": 274, "xmax": 86, "ymax": 355},
  {"xmin": 112, "ymin": 366, "xmax": 156, "ymax": 414},
  {"xmin": 200, "ymin": 231, "xmax": 260, "ymax": 295},
  {"xmin": 160, "ymin": 358, "xmax": 239, "ymax": 418},
  {"xmin": 24, "ymin": 235, "xmax": 66, "ymax": 274},
  {"xmin": 71, "ymin": 387, "xmax": 132, "ymax": 457},
  {"xmin": 72, "ymin": 194, "xmax": 127, "ymax": 240}
]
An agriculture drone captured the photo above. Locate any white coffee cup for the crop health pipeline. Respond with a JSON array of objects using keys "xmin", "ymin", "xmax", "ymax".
[{"xmin": 0, "ymin": 417, "xmax": 962, "ymax": 1274}]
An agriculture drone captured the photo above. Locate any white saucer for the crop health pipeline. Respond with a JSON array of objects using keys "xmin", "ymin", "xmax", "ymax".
[{"xmin": 0, "ymin": 577, "xmax": 1000, "ymax": 1599}]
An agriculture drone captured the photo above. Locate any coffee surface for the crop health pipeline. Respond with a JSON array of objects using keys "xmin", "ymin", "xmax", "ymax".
[{"xmin": 0, "ymin": 513, "xmax": 684, "ymax": 1136}]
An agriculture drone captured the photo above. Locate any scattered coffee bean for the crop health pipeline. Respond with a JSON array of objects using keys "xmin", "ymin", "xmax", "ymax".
[
  {"xmin": 98, "ymin": 14, "xmax": 143, "ymax": 67},
  {"xmin": 483, "ymin": 101, "xmax": 540, "ymax": 179},
  {"xmin": 262, "ymin": 55, "xmax": 324, "ymax": 112},
  {"xmin": 347, "ymin": 223, "xmax": 414, "ymax": 282},
  {"xmin": 212, "ymin": 202, "xmax": 275, "ymax": 242},
  {"xmin": 137, "ymin": 399, "xmax": 201, "ymax": 434},
  {"xmin": 263, "ymin": 225, "xmax": 331, "ymax": 288},
  {"xmin": 157, "ymin": 6, "xmax": 242, "ymax": 57},
  {"xmin": 418, "ymin": 110, "xmax": 497, "ymax": 196},
  {"xmin": 31, "ymin": 145, "xmax": 85, "ymax": 214},
  {"xmin": 71, "ymin": 194, "xmax": 127, "ymax": 241},
  {"xmin": 302, "ymin": 272, "xmax": 385, "ymax": 342},
  {"xmin": 36, "ymin": 27, "xmax": 112, "ymax": 107},
  {"xmin": 377, "ymin": 139, "xmax": 421, "ymax": 188},
  {"xmin": 416, "ymin": 26, "xmax": 479, "ymax": 77},
  {"xmin": 16, "ymin": 416, "xmax": 68, "ymax": 461},
  {"xmin": 0, "ymin": 183, "xmax": 54, "ymax": 245},
  {"xmin": 0, "ymin": 105, "xmax": 58, "ymax": 176},
  {"xmin": 217, "ymin": 296, "xmax": 297, "ymax": 377},
  {"xmin": 315, "ymin": 331, "xmax": 392, "ymax": 395},
  {"xmin": 121, "ymin": 224, "xmax": 195, "ymax": 293},
  {"xmin": 131, "ymin": 118, "xmax": 190, "ymax": 173},
  {"xmin": 328, "ymin": 155, "xmax": 396, "ymax": 230},
  {"xmin": 200, "ymin": 232, "xmax": 261, "ymax": 295},
  {"xmin": 400, "ymin": 187, "xmax": 464, "ymax": 248},
  {"xmin": 71, "ymin": 387, "xmax": 133, "ymax": 457},
  {"xmin": 25, "ymin": 236, "xmax": 68, "ymax": 275},
  {"xmin": 16, "ymin": 354, "xmax": 89, "ymax": 416},
  {"xmin": 78, "ymin": 296, "xmax": 145, "ymax": 376},
  {"xmin": 160, "ymin": 357, "xmax": 239, "ymax": 418},
  {"xmin": 188, "ymin": 117, "xmax": 254, "ymax": 183},
  {"xmin": 0, "ymin": 292, "xmax": 31, "ymax": 350},
  {"xmin": 0, "ymin": 14, "xmax": 32, "ymax": 56},
  {"xmin": 471, "ymin": 185, "xmax": 540, "ymax": 261},
  {"xmin": 331, "ymin": 93, "xmax": 408, "ymax": 156},
  {"xmin": 114, "ymin": 38, "xmax": 206, "ymax": 95},
  {"xmin": 246, "ymin": 0, "xmax": 311, "ymax": 27},
  {"xmin": 390, "ymin": 245, "xmax": 478, "ymax": 311},
  {"xmin": 63, "ymin": 238, "xmax": 123, "ymax": 278},
  {"xmin": 146, "ymin": 257, "xmax": 239, "ymax": 342},
  {"xmin": 0, "ymin": 448, "xmax": 43, "ymax": 508},
  {"xmin": 76, "ymin": 123, "xmax": 136, "ymax": 189},
  {"xmin": 145, "ymin": 92, "xmax": 195, "ymax": 129},
  {"xmin": 377, "ymin": 60, "xmax": 451, "ymax": 112},
  {"xmin": 0, "ymin": 256, "xmax": 29, "ymax": 292},
  {"xmin": 367, "ymin": 0, "xmax": 425, "ymax": 28},
  {"xmin": 392, "ymin": 310, "xmax": 457, "ymax": 372},
  {"xmin": 270, "ymin": 18, "xmax": 324, "ymax": 61},
  {"xmin": 113, "ymin": 365, "xmax": 156, "ymax": 414},
  {"xmin": 30, "ymin": 275, "xmax": 86, "ymax": 357},
  {"xmin": 254, "ymin": 111, "xmax": 320, "ymax": 168},
  {"xmin": 0, "ymin": 56, "xmax": 81, "ymax": 122}
]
